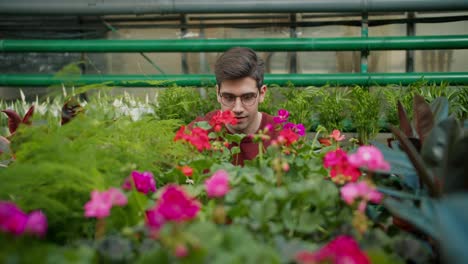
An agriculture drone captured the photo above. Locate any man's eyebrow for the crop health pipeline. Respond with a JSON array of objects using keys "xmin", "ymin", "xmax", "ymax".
[{"xmin": 221, "ymin": 92, "xmax": 256, "ymax": 96}]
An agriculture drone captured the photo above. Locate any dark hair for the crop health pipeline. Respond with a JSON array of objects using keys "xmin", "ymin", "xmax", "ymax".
[{"xmin": 215, "ymin": 47, "xmax": 265, "ymax": 90}]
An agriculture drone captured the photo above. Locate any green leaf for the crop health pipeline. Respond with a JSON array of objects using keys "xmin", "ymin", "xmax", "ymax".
[
  {"xmin": 225, "ymin": 133, "xmax": 246, "ymax": 144},
  {"xmin": 383, "ymin": 197, "xmax": 437, "ymax": 239},
  {"xmin": 433, "ymin": 194, "xmax": 468, "ymax": 264},
  {"xmin": 429, "ymin": 97, "xmax": 449, "ymax": 125},
  {"xmin": 194, "ymin": 121, "xmax": 211, "ymax": 130},
  {"xmin": 231, "ymin": 146, "xmax": 241, "ymax": 155}
]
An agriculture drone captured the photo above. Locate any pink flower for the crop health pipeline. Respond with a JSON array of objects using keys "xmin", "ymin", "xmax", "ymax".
[
  {"xmin": 323, "ymin": 149, "xmax": 347, "ymax": 168},
  {"xmin": 146, "ymin": 185, "xmax": 200, "ymax": 227},
  {"xmin": 340, "ymin": 181, "xmax": 383, "ymax": 212},
  {"xmin": 123, "ymin": 171, "xmax": 157, "ymax": 194},
  {"xmin": 329, "ymin": 129, "xmax": 345, "ymax": 142},
  {"xmin": 348, "ymin": 146, "xmax": 390, "ymax": 172},
  {"xmin": 295, "ymin": 235, "xmax": 370, "ymax": 264},
  {"xmin": 205, "ymin": 170, "xmax": 230, "ymax": 198},
  {"xmin": 274, "ymin": 109, "xmax": 290, "ymax": 124},
  {"xmin": 84, "ymin": 188, "xmax": 127, "ymax": 219},
  {"xmin": 0, "ymin": 201, "xmax": 28, "ymax": 235},
  {"xmin": 25, "ymin": 211, "xmax": 47, "ymax": 237},
  {"xmin": 174, "ymin": 244, "xmax": 189, "ymax": 258}
]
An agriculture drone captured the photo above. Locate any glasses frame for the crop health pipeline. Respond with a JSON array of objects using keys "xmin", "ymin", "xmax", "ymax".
[{"xmin": 218, "ymin": 91, "xmax": 259, "ymax": 107}]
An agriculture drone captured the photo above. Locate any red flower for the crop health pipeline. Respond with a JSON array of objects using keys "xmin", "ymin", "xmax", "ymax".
[
  {"xmin": 278, "ymin": 128, "xmax": 299, "ymax": 146},
  {"xmin": 174, "ymin": 126, "xmax": 211, "ymax": 152},
  {"xmin": 209, "ymin": 110, "xmax": 237, "ymax": 132},
  {"xmin": 324, "ymin": 149, "xmax": 362, "ymax": 184},
  {"xmin": 180, "ymin": 165, "xmax": 194, "ymax": 177}
]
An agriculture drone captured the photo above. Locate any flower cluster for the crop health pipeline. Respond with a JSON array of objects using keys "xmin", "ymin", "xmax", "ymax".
[
  {"xmin": 271, "ymin": 109, "xmax": 306, "ymax": 147},
  {"xmin": 340, "ymin": 181, "xmax": 383, "ymax": 212},
  {"xmin": 295, "ymin": 235, "xmax": 370, "ymax": 264},
  {"xmin": 84, "ymin": 188, "xmax": 128, "ymax": 219},
  {"xmin": 209, "ymin": 110, "xmax": 237, "ymax": 132},
  {"xmin": 205, "ymin": 169, "xmax": 230, "ymax": 198},
  {"xmin": 323, "ymin": 149, "xmax": 362, "ymax": 184},
  {"xmin": 122, "ymin": 170, "xmax": 157, "ymax": 194},
  {"xmin": 146, "ymin": 185, "xmax": 200, "ymax": 231},
  {"xmin": 0, "ymin": 201, "xmax": 47, "ymax": 237},
  {"xmin": 348, "ymin": 146, "xmax": 390, "ymax": 172},
  {"xmin": 174, "ymin": 125, "xmax": 211, "ymax": 152}
]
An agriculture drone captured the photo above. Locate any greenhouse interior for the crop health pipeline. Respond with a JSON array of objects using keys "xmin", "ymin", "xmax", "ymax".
[{"xmin": 0, "ymin": 1, "xmax": 467, "ymax": 263}]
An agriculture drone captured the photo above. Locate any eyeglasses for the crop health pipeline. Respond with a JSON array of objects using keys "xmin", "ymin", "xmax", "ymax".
[{"xmin": 219, "ymin": 92, "xmax": 259, "ymax": 107}]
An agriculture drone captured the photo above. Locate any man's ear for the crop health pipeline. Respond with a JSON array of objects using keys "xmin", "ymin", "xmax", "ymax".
[{"xmin": 258, "ymin": 85, "xmax": 267, "ymax": 103}]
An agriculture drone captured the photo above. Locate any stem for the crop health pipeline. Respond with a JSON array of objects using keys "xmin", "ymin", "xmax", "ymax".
[{"xmin": 95, "ymin": 218, "xmax": 106, "ymax": 240}]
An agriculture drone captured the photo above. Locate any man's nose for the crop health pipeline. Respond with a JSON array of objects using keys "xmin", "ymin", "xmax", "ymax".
[{"xmin": 232, "ymin": 97, "xmax": 244, "ymax": 113}]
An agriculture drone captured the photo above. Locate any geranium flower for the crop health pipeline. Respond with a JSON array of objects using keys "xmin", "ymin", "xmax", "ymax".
[
  {"xmin": 84, "ymin": 188, "xmax": 127, "ymax": 219},
  {"xmin": 24, "ymin": 211, "xmax": 47, "ymax": 237},
  {"xmin": 174, "ymin": 126, "xmax": 211, "ymax": 152},
  {"xmin": 205, "ymin": 170, "xmax": 230, "ymax": 198},
  {"xmin": 146, "ymin": 185, "xmax": 200, "ymax": 225},
  {"xmin": 329, "ymin": 129, "xmax": 345, "ymax": 142},
  {"xmin": 122, "ymin": 171, "xmax": 157, "ymax": 194},
  {"xmin": 0, "ymin": 201, "xmax": 48, "ymax": 237},
  {"xmin": 0, "ymin": 201, "xmax": 28, "ymax": 235},
  {"xmin": 341, "ymin": 181, "xmax": 383, "ymax": 212},
  {"xmin": 180, "ymin": 165, "xmax": 194, "ymax": 177},
  {"xmin": 323, "ymin": 149, "xmax": 362, "ymax": 184},
  {"xmin": 348, "ymin": 146, "xmax": 390, "ymax": 172},
  {"xmin": 210, "ymin": 110, "xmax": 237, "ymax": 132},
  {"xmin": 278, "ymin": 128, "xmax": 300, "ymax": 146},
  {"xmin": 274, "ymin": 109, "xmax": 290, "ymax": 124},
  {"xmin": 295, "ymin": 235, "xmax": 370, "ymax": 264}
]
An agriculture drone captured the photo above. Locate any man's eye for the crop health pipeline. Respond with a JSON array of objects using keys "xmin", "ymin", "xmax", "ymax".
[
  {"xmin": 224, "ymin": 95, "xmax": 236, "ymax": 101},
  {"xmin": 242, "ymin": 94, "xmax": 255, "ymax": 100}
]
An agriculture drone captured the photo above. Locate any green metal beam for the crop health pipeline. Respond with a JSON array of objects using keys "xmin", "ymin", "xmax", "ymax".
[
  {"xmin": 1, "ymin": 35, "xmax": 468, "ymax": 52},
  {"xmin": 2, "ymin": 73, "xmax": 468, "ymax": 87}
]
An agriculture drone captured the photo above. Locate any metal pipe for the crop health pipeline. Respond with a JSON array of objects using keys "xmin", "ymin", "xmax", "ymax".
[
  {"xmin": 2, "ymin": 35, "xmax": 468, "ymax": 52},
  {"xmin": 2, "ymin": 73, "xmax": 468, "ymax": 87},
  {"xmin": 1, "ymin": 0, "xmax": 468, "ymax": 15},
  {"xmin": 406, "ymin": 12, "xmax": 415, "ymax": 72},
  {"xmin": 360, "ymin": 13, "xmax": 369, "ymax": 73}
]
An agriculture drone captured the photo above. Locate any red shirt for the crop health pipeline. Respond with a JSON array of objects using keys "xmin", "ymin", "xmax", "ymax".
[{"xmin": 189, "ymin": 111, "xmax": 279, "ymax": 166}]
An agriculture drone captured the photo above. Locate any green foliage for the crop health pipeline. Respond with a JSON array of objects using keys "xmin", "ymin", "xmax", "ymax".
[
  {"xmin": 309, "ymin": 86, "xmax": 351, "ymax": 132},
  {"xmin": 154, "ymin": 86, "xmax": 217, "ymax": 124},
  {"xmin": 349, "ymin": 86, "xmax": 383, "ymax": 144},
  {"xmin": 0, "ymin": 114, "xmax": 190, "ymax": 242}
]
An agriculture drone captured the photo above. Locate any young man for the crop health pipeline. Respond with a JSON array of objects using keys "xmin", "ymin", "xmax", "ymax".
[{"xmin": 190, "ymin": 47, "xmax": 279, "ymax": 166}]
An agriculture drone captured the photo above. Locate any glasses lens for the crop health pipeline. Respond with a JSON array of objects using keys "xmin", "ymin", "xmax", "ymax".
[
  {"xmin": 221, "ymin": 94, "xmax": 236, "ymax": 106},
  {"xmin": 241, "ymin": 93, "xmax": 258, "ymax": 106}
]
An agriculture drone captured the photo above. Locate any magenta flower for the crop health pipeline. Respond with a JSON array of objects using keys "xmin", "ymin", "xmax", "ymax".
[
  {"xmin": 122, "ymin": 171, "xmax": 157, "ymax": 194},
  {"xmin": 146, "ymin": 185, "xmax": 200, "ymax": 226},
  {"xmin": 205, "ymin": 170, "xmax": 230, "ymax": 198},
  {"xmin": 348, "ymin": 146, "xmax": 391, "ymax": 172},
  {"xmin": 340, "ymin": 181, "xmax": 383, "ymax": 212},
  {"xmin": 0, "ymin": 201, "xmax": 48, "ymax": 237},
  {"xmin": 25, "ymin": 211, "xmax": 47, "ymax": 237},
  {"xmin": 0, "ymin": 201, "xmax": 28, "ymax": 235},
  {"xmin": 84, "ymin": 188, "xmax": 128, "ymax": 219},
  {"xmin": 295, "ymin": 235, "xmax": 370, "ymax": 264},
  {"xmin": 273, "ymin": 109, "xmax": 289, "ymax": 124}
]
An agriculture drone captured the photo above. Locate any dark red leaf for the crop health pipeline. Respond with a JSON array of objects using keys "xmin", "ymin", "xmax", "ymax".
[
  {"xmin": 61, "ymin": 98, "xmax": 83, "ymax": 125},
  {"xmin": 397, "ymin": 101, "xmax": 413, "ymax": 137},
  {"xmin": 1, "ymin": 109, "xmax": 22, "ymax": 134},
  {"xmin": 413, "ymin": 95, "xmax": 434, "ymax": 144},
  {"xmin": 22, "ymin": 105, "xmax": 35, "ymax": 125}
]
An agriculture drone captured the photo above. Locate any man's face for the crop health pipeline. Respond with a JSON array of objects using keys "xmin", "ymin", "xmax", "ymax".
[{"xmin": 217, "ymin": 77, "xmax": 266, "ymax": 135}]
